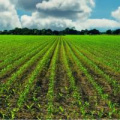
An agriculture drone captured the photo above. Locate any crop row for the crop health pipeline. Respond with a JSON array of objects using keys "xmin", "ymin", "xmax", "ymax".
[{"xmin": 10, "ymin": 39, "xmax": 58, "ymax": 118}]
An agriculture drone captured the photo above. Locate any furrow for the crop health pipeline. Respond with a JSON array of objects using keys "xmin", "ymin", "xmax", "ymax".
[
  {"xmin": 9, "ymin": 39, "xmax": 58, "ymax": 119},
  {"xmin": 66, "ymin": 39, "xmax": 120, "ymax": 96},
  {"xmin": 60, "ymin": 38, "xmax": 87, "ymax": 119},
  {"xmin": 46, "ymin": 37, "xmax": 60, "ymax": 118},
  {"xmin": 0, "ymin": 40, "xmax": 51, "ymax": 80},
  {"xmin": 0, "ymin": 39, "xmax": 49, "ymax": 70},
  {"xmin": 0, "ymin": 40, "xmax": 55, "ymax": 95},
  {"xmin": 64, "ymin": 38, "xmax": 119, "ymax": 118}
]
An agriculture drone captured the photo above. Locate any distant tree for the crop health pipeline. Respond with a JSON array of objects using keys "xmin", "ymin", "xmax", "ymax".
[
  {"xmin": 41, "ymin": 29, "xmax": 46, "ymax": 35},
  {"xmin": 46, "ymin": 29, "xmax": 53, "ymax": 35},
  {"xmin": 32, "ymin": 29, "xmax": 39, "ymax": 35},
  {"xmin": 53, "ymin": 30, "xmax": 59, "ymax": 35},
  {"xmin": 80, "ymin": 29, "xmax": 88, "ymax": 35},
  {"xmin": 62, "ymin": 28, "xmax": 70, "ymax": 34},
  {"xmin": 1, "ymin": 27, "xmax": 120, "ymax": 35},
  {"xmin": 106, "ymin": 29, "xmax": 112, "ymax": 34},
  {"xmin": 113, "ymin": 29, "xmax": 120, "ymax": 35},
  {"xmin": 2, "ymin": 30, "xmax": 8, "ymax": 34},
  {"xmin": 62, "ymin": 27, "xmax": 78, "ymax": 35},
  {"xmin": 13, "ymin": 28, "xmax": 22, "ymax": 34},
  {"xmin": 59, "ymin": 30, "xmax": 65, "ymax": 35},
  {"xmin": 22, "ymin": 28, "xmax": 31, "ymax": 35},
  {"xmin": 88, "ymin": 29, "xmax": 100, "ymax": 35},
  {"xmin": 69, "ymin": 29, "xmax": 78, "ymax": 35}
]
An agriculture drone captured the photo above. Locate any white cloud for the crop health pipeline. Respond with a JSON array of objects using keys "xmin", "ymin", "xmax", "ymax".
[
  {"xmin": 36, "ymin": 0, "xmax": 95, "ymax": 20},
  {"xmin": 21, "ymin": 14, "xmax": 120, "ymax": 31},
  {"xmin": 0, "ymin": 0, "xmax": 21, "ymax": 30},
  {"xmin": 111, "ymin": 7, "xmax": 120, "ymax": 21},
  {"xmin": 36, "ymin": 0, "xmax": 95, "ymax": 11},
  {"xmin": 1, "ymin": 0, "xmax": 120, "ymax": 31},
  {"xmin": 21, "ymin": 0, "xmax": 120, "ymax": 31},
  {"xmin": 21, "ymin": 12, "xmax": 75, "ymax": 30},
  {"xmin": 75, "ymin": 19, "xmax": 120, "ymax": 30},
  {"xmin": 21, "ymin": 0, "xmax": 95, "ymax": 30}
]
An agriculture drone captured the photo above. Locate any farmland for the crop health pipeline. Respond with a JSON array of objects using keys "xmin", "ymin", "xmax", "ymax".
[{"xmin": 0, "ymin": 35, "xmax": 120, "ymax": 119}]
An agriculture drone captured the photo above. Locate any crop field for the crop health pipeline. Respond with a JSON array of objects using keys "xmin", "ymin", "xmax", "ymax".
[{"xmin": 0, "ymin": 35, "xmax": 120, "ymax": 119}]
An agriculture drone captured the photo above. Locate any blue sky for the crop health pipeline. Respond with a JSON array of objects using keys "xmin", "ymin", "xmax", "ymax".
[
  {"xmin": 17, "ymin": 10, "xmax": 31, "ymax": 19},
  {"xmin": 0, "ymin": 0, "xmax": 120, "ymax": 30},
  {"xmin": 91, "ymin": 0, "xmax": 120, "ymax": 20}
]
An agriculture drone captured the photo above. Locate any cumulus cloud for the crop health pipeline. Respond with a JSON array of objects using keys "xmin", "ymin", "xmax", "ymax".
[
  {"xmin": 41, "ymin": 0, "xmax": 94, "ymax": 20},
  {"xmin": 1, "ymin": 0, "xmax": 120, "ymax": 30},
  {"xmin": 20, "ymin": 0, "xmax": 120, "ymax": 30},
  {"xmin": 36, "ymin": 0, "xmax": 95, "ymax": 20},
  {"xmin": 21, "ymin": 12, "xmax": 75, "ymax": 30},
  {"xmin": 0, "ymin": 0, "xmax": 21, "ymax": 30},
  {"xmin": 111, "ymin": 7, "xmax": 120, "ymax": 21},
  {"xmin": 21, "ymin": 0, "xmax": 95, "ymax": 30},
  {"xmin": 76, "ymin": 19, "xmax": 120, "ymax": 30}
]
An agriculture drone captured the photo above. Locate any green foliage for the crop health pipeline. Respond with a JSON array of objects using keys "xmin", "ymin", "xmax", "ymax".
[{"xmin": 0, "ymin": 35, "xmax": 119, "ymax": 119}]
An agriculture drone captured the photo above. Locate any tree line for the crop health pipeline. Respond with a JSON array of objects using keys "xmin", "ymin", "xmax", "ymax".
[{"xmin": 0, "ymin": 27, "xmax": 120, "ymax": 35}]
